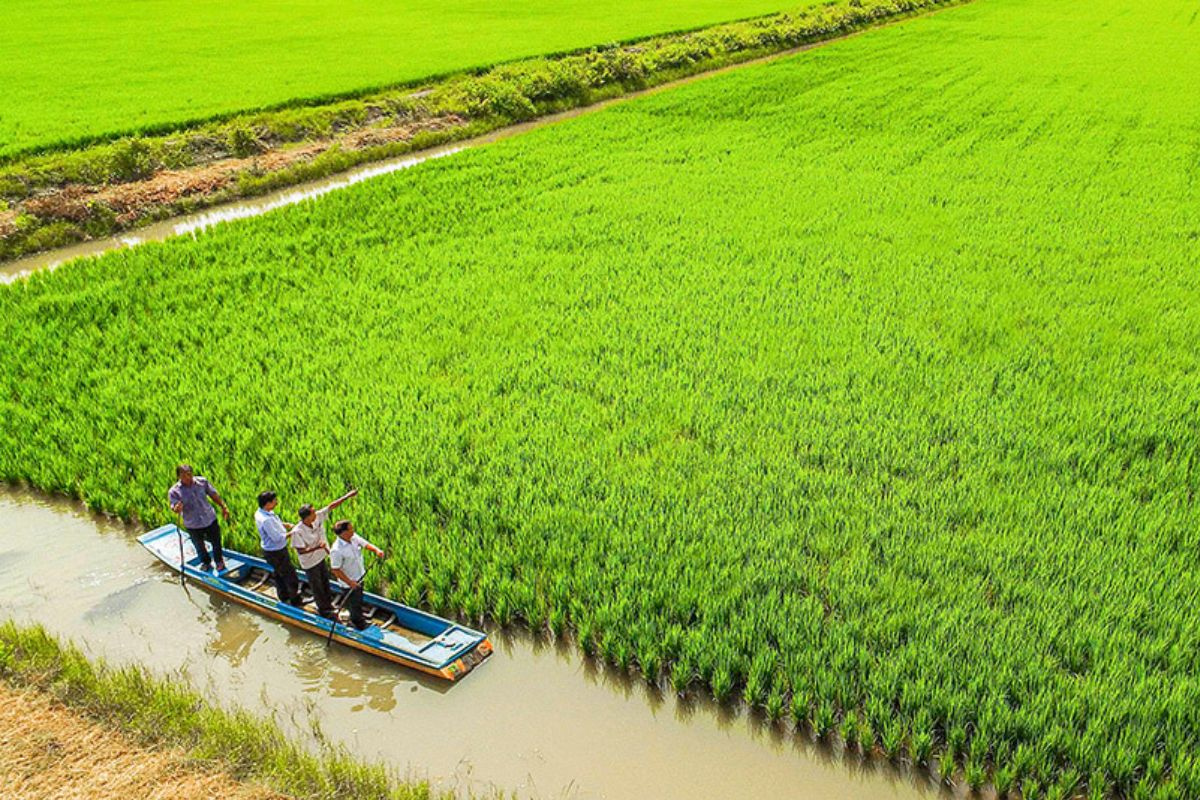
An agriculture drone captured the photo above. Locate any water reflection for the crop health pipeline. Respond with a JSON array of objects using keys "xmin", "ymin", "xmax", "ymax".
[
  {"xmin": 208, "ymin": 602, "xmax": 264, "ymax": 668},
  {"xmin": 288, "ymin": 629, "xmax": 413, "ymax": 713}
]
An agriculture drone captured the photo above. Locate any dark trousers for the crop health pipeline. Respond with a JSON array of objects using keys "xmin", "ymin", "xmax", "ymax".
[
  {"xmin": 186, "ymin": 521, "xmax": 224, "ymax": 568},
  {"xmin": 263, "ymin": 547, "xmax": 302, "ymax": 606},
  {"xmin": 304, "ymin": 560, "xmax": 335, "ymax": 619},
  {"xmin": 345, "ymin": 584, "xmax": 368, "ymax": 630}
]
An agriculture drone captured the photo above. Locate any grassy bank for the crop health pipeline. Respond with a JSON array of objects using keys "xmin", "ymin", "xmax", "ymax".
[
  {"xmin": 0, "ymin": 621, "xmax": 452, "ymax": 800},
  {"xmin": 1, "ymin": 0, "xmax": 803, "ymax": 160},
  {"xmin": 1, "ymin": 683, "xmax": 282, "ymax": 799},
  {"xmin": 0, "ymin": 0, "xmax": 961, "ymax": 263}
]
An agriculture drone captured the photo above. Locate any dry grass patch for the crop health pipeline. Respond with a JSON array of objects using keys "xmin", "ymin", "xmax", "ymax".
[{"xmin": 0, "ymin": 683, "xmax": 285, "ymax": 800}]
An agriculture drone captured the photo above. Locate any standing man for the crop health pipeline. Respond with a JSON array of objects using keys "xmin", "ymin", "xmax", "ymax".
[
  {"xmin": 330, "ymin": 519, "xmax": 385, "ymax": 630},
  {"xmin": 167, "ymin": 464, "xmax": 231, "ymax": 573},
  {"xmin": 290, "ymin": 489, "xmax": 357, "ymax": 620},
  {"xmin": 254, "ymin": 491, "xmax": 302, "ymax": 608}
]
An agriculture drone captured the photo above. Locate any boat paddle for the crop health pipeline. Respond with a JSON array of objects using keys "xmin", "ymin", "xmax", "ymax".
[
  {"xmin": 176, "ymin": 525, "xmax": 187, "ymax": 587},
  {"xmin": 171, "ymin": 506, "xmax": 191, "ymax": 588},
  {"xmin": 325, "ymin": 558, "xmax": 377, "ymax": 648}
]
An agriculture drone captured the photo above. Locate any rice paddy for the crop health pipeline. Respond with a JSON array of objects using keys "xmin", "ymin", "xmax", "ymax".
[
  {"xmin": 0, "ymin": 0, "xmax": 800, "ymax": 159},
  {"xmin": 2, "ymin": 0, "xmax": 1199, "ymax": 796}
]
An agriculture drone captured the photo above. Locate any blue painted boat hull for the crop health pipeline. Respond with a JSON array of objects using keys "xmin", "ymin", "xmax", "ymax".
[{"xmin": 138, "ymin": 524, "xmax": 492, "ymax": 680}]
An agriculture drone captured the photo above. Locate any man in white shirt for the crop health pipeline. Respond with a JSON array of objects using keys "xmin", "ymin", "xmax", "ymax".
[
  {"xmin": 329, "ymin": 519, "xmax": 385, "ymax": 630},
  {"xmin": 290, "ymin": 488, "xmax": 357, "ymax": 620},
  {"xmin": 254, "ymin": 490, "xmax": 302, "ymax": 608}
]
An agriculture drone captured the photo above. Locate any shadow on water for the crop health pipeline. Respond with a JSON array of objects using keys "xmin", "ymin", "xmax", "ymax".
[
  {"xmin": 0, "ymin": 484, "xmax": 956, "ymax": 800},
  {"xmin": 81, "ymin": 579, "xmax": 153, "ymax": 622}
]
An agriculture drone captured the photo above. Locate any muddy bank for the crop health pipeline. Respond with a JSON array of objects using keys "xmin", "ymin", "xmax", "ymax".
[
  {"xmin": 0, "ymin": 0, "xmax": 967, "ymax": 267},
  {"xmin": 0, "ymin": 684, "xmax": 283, "ymax": 800},
  {"xmin": 0, "ymin": 486, "xmax": 948, "ymax": 799}
]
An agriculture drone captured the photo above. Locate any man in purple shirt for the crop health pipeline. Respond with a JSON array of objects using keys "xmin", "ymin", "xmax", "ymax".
[{"xmin": 167, "ymin": 464, "xmax": 232, "ymax": 573}]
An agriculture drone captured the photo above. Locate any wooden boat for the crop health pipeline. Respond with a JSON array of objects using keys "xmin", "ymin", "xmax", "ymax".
[{"xmin": 138, "ymin": 524, "xmax": 492, "ymax": 681}]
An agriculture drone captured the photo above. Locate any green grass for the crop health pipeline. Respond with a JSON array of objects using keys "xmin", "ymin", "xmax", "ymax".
[
  {"xmin": 3, "ymin": 0, "xmax": 1200, "ymax": 796},
  {"xmin": 0, "ymin": 621, "xmax": 453, "ymax": 799},
  {"xmin": 0, "ymin": 0, "xmax": 803, "ymax": 159}
]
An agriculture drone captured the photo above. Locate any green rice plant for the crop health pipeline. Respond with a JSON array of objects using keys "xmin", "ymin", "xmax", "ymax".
[
  {"xmin": 840, "ymin": 710, "xmax": 864, "ymax": 752},
  {"xmin": 909, "ymin": 729, "xmax": 933, "ymax": 767},
  {"xmin": 993, "ymin": 766, "xmax": 1015, "ymax": 798},
  {"xmin": 613, "ymin": 640, "xmax": 633, "ymax": 672},
  {"xmin": 710, "ymin": 667, "xmax": 733, "ymax": 702},
  {"xmin": 938, "ymin": 752, "xmax": 958, "ymax": 786},
  {"xmin": 547, "ymin": 606, "xmax": 566, "ymax": 637},
  {"xmin": 1012, "ymin": 745, "xmax": 1036, "ymax": 783},
  {"xmin": 669, "ymin": 658, "xmax": 693, "ymax": 694},
  {"xmin": 1144, "ymin": 756, "xmax": 1165, "ymax": 787},
  {"xmin": 964, "ymin": 759, "xmax": 986, "ymax": 792},
  {"xmin": 577, "ymin": 620, "xmax": 596, "ymax": 657},
  {"xmin": 2, "ymin": 0, "xmax": 1199, "ymax": 795},
  {"xmin": 948, "ymin": 726, "xmax": 968, "ymax": 762},
  {"xmin": 813, "ymin": 701, "xmax": 836, "ymax": 740},
  {"xmin": 1173, "ymin": 753, "xmax": 1200, "ymax": 799},
  {"xmin": 639, "ymin": 646, "xmax": 661, "ymax": 682},
  {"xmin": 967, "ymin": 734, "xmax": 990, "ymax": 773},
  {"xmin": 764, "ymin": 687, "xmax": 785, "ymax": 722},
  {"xmin": 743, "ymin": 650, "xmax": 775, "ymax": 708},
  {"xmin": 880, "ymin": 719, "xmax": 906, "ymax": 761},
  {"xmin": 1050, "ymin": 769, "xmax": 1082, "ymax": 800}
]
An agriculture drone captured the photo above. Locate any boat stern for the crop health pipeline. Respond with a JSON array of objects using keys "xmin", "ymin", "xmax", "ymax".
[{"xmin": 439, "ymin": 637, "xmax": 494, "ymax": 681}]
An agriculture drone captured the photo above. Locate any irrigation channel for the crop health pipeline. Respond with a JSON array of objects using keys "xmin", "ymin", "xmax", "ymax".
[
  {"xmin": 0, "ymin": 486, "xmax": 954, "ymax": 799},
  {"xmin": 0, "ymin": 72, "xmax": 746, "ymax": 283},
  {"xmin": 0, "ymin": 8, "xmax": 956, "ymax": 284}
]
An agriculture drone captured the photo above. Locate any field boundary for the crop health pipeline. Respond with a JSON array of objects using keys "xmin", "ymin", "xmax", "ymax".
[
  {"xmin": 0, "ymin": 620, "xmax": 462, "ymax": 800},
  {"xmin": 0, "ymin": 681, "xmax": 283, "ymax": 799},
  {"xmin": 0, "ymin": 0, "xmax": 968, "ymax": 265}
]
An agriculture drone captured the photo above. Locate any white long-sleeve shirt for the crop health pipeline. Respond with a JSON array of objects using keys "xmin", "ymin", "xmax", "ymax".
[{"xmin": 254, "ymin": 507, "xmax": 289, "ymax": 552}]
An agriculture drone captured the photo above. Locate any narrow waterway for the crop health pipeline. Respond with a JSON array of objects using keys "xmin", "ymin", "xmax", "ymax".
[
  {"xmin": 0, "ymin": 11, "xmax": 949, "ymax": 285},
  {"xmin": 0, "ymin": 487, "xmax": 949, "ymax": 799}
]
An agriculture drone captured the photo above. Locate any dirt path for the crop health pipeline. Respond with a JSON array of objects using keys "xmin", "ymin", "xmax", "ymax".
[{"xmin": 0, "ymin": 683, "xmax": 285, "ymax": 800}]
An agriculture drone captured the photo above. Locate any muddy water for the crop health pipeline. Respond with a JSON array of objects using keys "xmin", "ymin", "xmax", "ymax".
[{"xmin": 0, "ymin": 487, "xmax": 947, "ymax": 799}]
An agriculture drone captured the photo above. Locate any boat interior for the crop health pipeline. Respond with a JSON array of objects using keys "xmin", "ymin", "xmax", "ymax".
[{"xmin": 226, "ymin": 561, "xmax": 438, "ymax": 646}]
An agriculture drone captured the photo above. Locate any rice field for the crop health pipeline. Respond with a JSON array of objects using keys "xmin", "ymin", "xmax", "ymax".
[
  {"xmin": 0, "ymin": 0, "xmax": 798, "ymax": 159},
  {"xmin": 2, "ymin": 0, "xmax": 1199, "ymax": 796}
]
